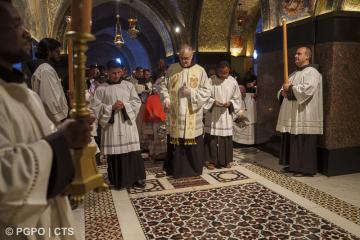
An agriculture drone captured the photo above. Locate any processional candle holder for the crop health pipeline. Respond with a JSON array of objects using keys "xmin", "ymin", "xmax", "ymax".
[{"xmin": 66, "ymin": 0, "xmax": 108, "ymax": 204}]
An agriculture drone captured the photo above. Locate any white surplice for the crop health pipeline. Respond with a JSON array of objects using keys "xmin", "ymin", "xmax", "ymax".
[
  {"xmin": 233, "ymin": 92, "xmax": 257, "ymax": 144},
  {"xmin": 129, "ymin": 76, "xmax": 152, "ymax": 94},
  {"xmin": 92, "ymin": 80, "xmax": 141, "ymax": 155},
  {"xmin": 204, "ymin": 75, "xmax": 242, "ymax": 136},
  {"xmin": 0, "ymin": 79, "xmax": 77, "ymax": 240},
  {"xmin": 31, "ymin": 63, "xmax": 68, "ymax": 125},
  {"xmin": 276, "ymin": 66, "xmax": 323, "ymax": 135}
]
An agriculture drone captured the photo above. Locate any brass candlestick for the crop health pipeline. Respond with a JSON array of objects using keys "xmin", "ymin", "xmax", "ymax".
[
  {"xmin": 65, "ymin": 30, "xmax": 108, "ymax": 204},
  {"xmin": 65, "ymin": 16, "xmax": 74, "ymax": 106}
]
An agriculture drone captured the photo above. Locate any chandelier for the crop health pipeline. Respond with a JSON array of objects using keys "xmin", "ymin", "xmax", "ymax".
[
  {"xmin": 114, "ymin": 14, "xmax": 125, "ymax": 47},
  {"xmin": 127, "ymin": 18, "xmax": 139, "ymax": 39}
]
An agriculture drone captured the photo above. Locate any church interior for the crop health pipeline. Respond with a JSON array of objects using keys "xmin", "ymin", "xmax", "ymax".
[{"xmin": 6, "ymin": 0, "xmax": 360, "ymax": 239}]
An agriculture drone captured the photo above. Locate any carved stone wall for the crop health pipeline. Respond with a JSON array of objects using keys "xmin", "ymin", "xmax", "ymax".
[
  {"xmin": 48, "ymin": 0, "xmax": 62, "ymax": 37},
  {"xmin": 260, "ymin": 0, "xmax": 359, "ymax": 32},
  {"xmin": 197, "ymin": 0, "xmax": 237, "ymax": 52},
  {"xmin": 342, "ymin": 0, "xmax": 360, "ymax": 11}
]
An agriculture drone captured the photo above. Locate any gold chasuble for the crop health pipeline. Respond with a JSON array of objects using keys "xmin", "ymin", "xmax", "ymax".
[{"xmin": 162, "ymin": 63, "xmax": 211, "ymax": 145}]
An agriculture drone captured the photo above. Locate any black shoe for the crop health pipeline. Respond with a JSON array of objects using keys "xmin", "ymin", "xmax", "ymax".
[
  {"xmin": 280, "ymin": 167, "xmax": 292, "ymax": 173},
  {"xmin": 113, "ymin": 185, "xmax": 124, "ymax": 190},
  {"xmin": 293, "ymin": 172, "xmax": 314, "ymax": 177},
  {"xmin": 155, "ymin": 172, "xmax": 166, "ymax": 178},
  {"xmin": 71, "ymin": 204, "xmax": 78, "ymax": 210},
  {"xmin": 133, "ymin": 180, "xmax": 146, "ymax": 188}
]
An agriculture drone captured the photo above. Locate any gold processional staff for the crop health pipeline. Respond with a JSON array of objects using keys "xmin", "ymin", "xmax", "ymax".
[{"xmin": 66, "ymin": 0, "xmax": 108, "ymax": 204}]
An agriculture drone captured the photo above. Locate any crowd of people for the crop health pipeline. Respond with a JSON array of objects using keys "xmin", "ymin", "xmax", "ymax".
[
  {"xmin": 0, "ymin": 1, "xmax": 322, "ymax": 239},
  {"xmin": 81, "ymin": 45, "xmax": 258, "ymax": 181}
]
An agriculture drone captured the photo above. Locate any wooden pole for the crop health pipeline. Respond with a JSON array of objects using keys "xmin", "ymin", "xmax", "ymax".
[
  {"xmin": 66, "ymin": 16, "xmax": 74, "ymax": 106},
  {"xmin": 282, "ymin": 17, "xmax": 289, "ymax": 84}
]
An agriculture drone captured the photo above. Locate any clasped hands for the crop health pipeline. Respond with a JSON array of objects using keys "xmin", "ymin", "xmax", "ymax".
[
  {"xmin": 112, "ymin": 100, "xmax": 124, "ymax": 111},
  {"xmin": 214, "ymin": 100, "xmax": 231, "ymax": 108},
  {"xmin": 179, "ymin": 85, "xmax": 191, "ymax": 98}
]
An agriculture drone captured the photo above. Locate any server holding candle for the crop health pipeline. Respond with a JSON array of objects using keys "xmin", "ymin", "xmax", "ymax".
[
  {"xmin": 276, "ymin": 19, "xmax": 323, "ymax": 177},
  {"xmin": 0, "ymin": 1, "xmax": 94, "ymax": 239}
]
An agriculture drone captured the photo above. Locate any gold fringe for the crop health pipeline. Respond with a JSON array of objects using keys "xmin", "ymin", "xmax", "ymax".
[
  {"xmin": 170, "ymin": 137, "xmax": 179, "ymax": 145},
  {"xmin": 184, "ymin": 138, "xmax": 197, "ymax": 145},
  {"xmin": 170, "ymin": 138, "xmax": 197, "ymax": 145}
]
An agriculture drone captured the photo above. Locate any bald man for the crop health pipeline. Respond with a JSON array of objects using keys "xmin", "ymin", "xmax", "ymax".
[
  {"xmin": 160, "ymin": 44, "xmax": 211, "ymax": 178},
  {"xmin": 277, "ymin": 46, "xmax": 323, "ymax": 177}
]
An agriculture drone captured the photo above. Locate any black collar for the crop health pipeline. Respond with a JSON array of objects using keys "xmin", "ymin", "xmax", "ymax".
[
  {"xmin": 180, "ymin": 62, "xmax": 195, "ymax": 69},
  {"xmin": 0, "ymin": 65, "xmax": 25, "ymax": 84},
  {"xmin": 107, "ymin": 78, "xmax": 123, "ymax": 85},
  {"xmin": 297, "ymin": 64, "xmax": 312, "ymax": 71}
]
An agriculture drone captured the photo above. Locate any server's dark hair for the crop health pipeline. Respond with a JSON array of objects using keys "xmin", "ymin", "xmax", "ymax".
[
  {"xmin": 35, "ymin": 38, "xmax": 61, "ymax": 59},
  {"xmin": 106, "ymin": 59, "xmax": 123, "ymax": 70},
  {"xmin": 218, "ymin": 61, "xmax": 230, "ymax": 69}
]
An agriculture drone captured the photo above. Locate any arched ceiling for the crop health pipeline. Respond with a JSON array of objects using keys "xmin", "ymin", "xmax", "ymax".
[
  {"xmin": 13, "ymin": 0, "xmax": 360, "ymax": 59},
  {"xmin": 88, "ymin": 29, "xmax": 151, "ymax": 70},
  {"xmin": 52, "ymin": 0, "xmax": 179, "ymax": 57},
  {"xmin": 197, "ymin": 0, "xmax": 238, "ymax": 53},
  {"xmin": 86, "ymin": 41, "xmax": 137, "ymax": 70},
  {"xmin": 89, "ymin": 3, "xmax": 164, "ymax": 70},
  {"xmin": 93, "ymin": 0, "xmax": 174, "ymax": 57},
  {"xmin": 12, "ymin": 0, "xmax": 50, "ymax": 40}
]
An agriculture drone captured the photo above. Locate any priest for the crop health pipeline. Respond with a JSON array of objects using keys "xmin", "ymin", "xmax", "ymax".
[
  {"xmin": 160, "ymin": 44, "xmax": 211, "ymax": 178},
  {"xmin": 277, "ymin": 46, "xmax": 323, "ymax": 177},
  {"xmin": 204, "ymin": 61, "xmax": 241, "ymax": 169}
]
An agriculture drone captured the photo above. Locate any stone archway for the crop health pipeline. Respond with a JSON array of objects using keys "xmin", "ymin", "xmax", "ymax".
[
  {"xmin": 51, "ymin": 0, "xmax": 175, "ymax": 57},
  {"xmin": 13, "ymin": 0, "xmax": 50, "ymax": 40}
]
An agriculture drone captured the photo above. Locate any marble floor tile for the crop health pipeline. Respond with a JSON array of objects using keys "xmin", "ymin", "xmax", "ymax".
[{"xmin": 75, "ymin": 147, "xmax": 360, "ymax": 239}]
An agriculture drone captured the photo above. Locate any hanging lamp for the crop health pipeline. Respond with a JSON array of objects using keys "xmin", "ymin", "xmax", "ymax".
[{"xmin": 114, "ymin": 14, "xmax": 125, "ymax": 47}]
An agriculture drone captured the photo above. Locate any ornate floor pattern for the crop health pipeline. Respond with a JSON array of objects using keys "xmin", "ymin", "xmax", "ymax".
[
  {"xmin": 168, "ymin": 176, "xmax": 209, "ymax": 188},
  {"xmin": 144, "ymin": 160, "xmax": 164, "ymax": 176},
  {"xmin": 146, "ymin": 166, "xmax": 164, "ymax": 176},
  {"xmin": 127, "ymin": 179, "xmax": 165, "ymax": 194},
  {"xmin": 131, "ymin": 182, "xmax": 359, "ymax": 240},
  {"xmin": 243, "ymin": 163, "xmax": 360, "ymax": 225},
  {"xmin": 85, "ymin": 190, "xmax": 123, "ymax": 240},
  {"xmin": 208, "ymin": 169, "xmax": 249, "ymax": 183},
  {"xmin": 81, "ymin": 148, "xmax": 360, "ymax": 239}
]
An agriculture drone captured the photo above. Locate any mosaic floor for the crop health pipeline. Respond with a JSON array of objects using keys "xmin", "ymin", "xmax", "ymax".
[
  {"xmin": 84, "ymin": 190, "xmax": 123, "ymax": 240},
  {"xmin": 132, "ymin": 183, "xmax": 359, "ymax": 239},
  {"xmin": 76, "ymin": 148, "xmax": 360, "ymax": 240}
]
